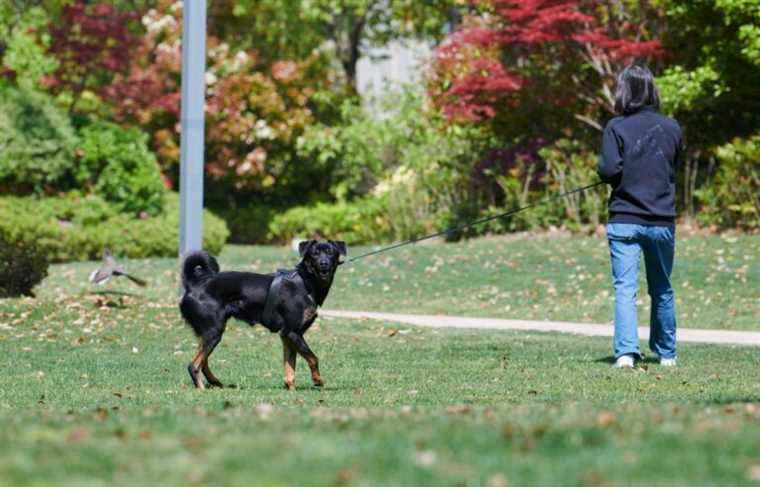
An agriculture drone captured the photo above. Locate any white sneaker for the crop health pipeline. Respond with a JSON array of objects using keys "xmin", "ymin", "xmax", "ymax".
[
  {"xmin": 660, "ymin": 357, "xmax": 677, "ymax": 367},
  {"xmin": 613, "ymin": 354, "xmax": 635, "ymax": 368}
]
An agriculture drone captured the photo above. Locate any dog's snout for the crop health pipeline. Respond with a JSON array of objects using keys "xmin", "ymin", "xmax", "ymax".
[{"xmin": 316, "ymin": 256, "xmax": 331, "ymax": 270}]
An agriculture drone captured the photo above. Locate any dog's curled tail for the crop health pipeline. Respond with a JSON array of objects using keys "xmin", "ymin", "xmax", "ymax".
[{"xmin": 181, "ymin": 251, "xmax": 220, "ymax": 288}]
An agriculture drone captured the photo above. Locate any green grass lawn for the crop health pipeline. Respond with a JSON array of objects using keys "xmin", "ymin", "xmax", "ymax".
[
  {"xmin": 0, "ymin": 233, "xmax": 758, "ymax": 485},
  {"xmin": 35, "ymin": 231, "xmax": 760, "ymax": 329}
]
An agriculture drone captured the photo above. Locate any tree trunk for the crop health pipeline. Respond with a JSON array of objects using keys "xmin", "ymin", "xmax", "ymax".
[{"xmin": 337, "ymin": 13, "xmax": 366, "ymax": 94}]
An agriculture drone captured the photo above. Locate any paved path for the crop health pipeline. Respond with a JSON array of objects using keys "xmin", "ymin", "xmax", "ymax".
[{"xmin": 321, "ymin": 310, "xmax": 760, "ymax": 346}]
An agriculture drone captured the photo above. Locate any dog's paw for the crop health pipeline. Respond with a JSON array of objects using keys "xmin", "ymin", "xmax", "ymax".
[
  {"xmin": 206, "ymin": 380, "xmax": 224, "ymax": 389},
  {"xmin": 312, "ymin": 379, "xmax": 324, "ymax": 388},
  {"xmin": 284, "ymin": 382, "xmax": 295, "ymax": 391},
  {"xmin": 187, "ymin": 365, "xmax": 205, "ymax": 390}
]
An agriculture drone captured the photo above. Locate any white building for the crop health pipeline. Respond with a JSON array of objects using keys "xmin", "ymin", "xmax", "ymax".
[{"xmin": 356, "ymin": 39, "xmax": 431, "ymax": 101}]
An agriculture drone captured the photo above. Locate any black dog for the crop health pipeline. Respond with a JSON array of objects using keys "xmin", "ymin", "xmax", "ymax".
[{"xmin": 179, "ymin": 240, "xmax": 346, "ymax": 390}]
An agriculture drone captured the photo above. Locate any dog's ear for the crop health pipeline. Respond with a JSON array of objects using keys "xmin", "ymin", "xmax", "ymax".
[
  {"xmin": 298, "ymin": 239, "xmax": 316, "ymax": 257},
  {"xmin": 330, "ymin": 240, "xmax": 347, "ymax": 256}
]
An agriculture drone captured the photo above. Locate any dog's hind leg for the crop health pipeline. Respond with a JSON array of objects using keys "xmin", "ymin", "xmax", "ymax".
[
  {"xmin": 201, "ymin": 331, "xmax": 225, "ymax": 388},
  {"xmin": 201, "ymin": 359, "xmax": 223, "ymax": 388},
  {"xmin": 286, "ymin": 332, "xmax": 323, "ymax": 388},
  {"xmin": 188, "ymin": 340, "xmax": 206, "ymax": 390},
  {"xmin": 280, "ymin": 335, "xmax": 298, "ymax": 390},
  {"xmin": 187, "ymin": 325, "xmax": 225, "ymax": 390}
]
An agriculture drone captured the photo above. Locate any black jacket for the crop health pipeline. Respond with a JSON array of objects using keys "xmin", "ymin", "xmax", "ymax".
[{"xmin": 597, "ymin": 107, "xmax": 683, "ymax": 227}]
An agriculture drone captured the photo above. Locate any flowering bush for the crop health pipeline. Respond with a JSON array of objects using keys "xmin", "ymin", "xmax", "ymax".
[{"xmin": 105, "ymin": 0, "xmax": 334, "ymax": 194}]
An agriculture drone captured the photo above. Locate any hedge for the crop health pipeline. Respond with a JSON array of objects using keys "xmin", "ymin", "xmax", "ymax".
[
  {"xmin": 267, "ymin": 197, "xmax": 392, "ymax": 245},
  {"xmin": 0, "ymin": 192, "xmax": 229, "ymax": 263}
]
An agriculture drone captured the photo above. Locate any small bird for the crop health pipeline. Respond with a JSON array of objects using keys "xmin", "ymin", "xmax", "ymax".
[{"xmin": 89, "ymin": 248, "xmax": 147, "ymax": 287}]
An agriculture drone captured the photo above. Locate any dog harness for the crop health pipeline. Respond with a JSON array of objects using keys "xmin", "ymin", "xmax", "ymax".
[{"xmin": 261, "ymin": 269, "xmax": 308, "ymax": 330}]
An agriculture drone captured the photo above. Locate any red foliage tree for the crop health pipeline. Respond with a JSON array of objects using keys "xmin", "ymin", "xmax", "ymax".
[
  {"xmin": 44, "ymin": 2, "xmax": 140, "ymax": 112},
  {"xmin": 428, "ymin": 0, "xmax": 664, "ymax": 129}
]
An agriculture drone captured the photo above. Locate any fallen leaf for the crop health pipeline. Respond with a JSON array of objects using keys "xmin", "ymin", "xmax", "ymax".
[
  {"xmin": 596, "ymin": 411, "xmax": 617, "ymax": 428},
  {"xmin": 254, "ymin": 403, "xmax": 274, "ymax": 419},
  {"xmin": 580, "ymin": 470, "xmax": 613, "ymax": 487},
  {"xmin": 414, "ymin": 450, "xmax": 436, "ymax": 468},
  {"xmin": 336, "ymin": 468, "xmax": 356, "ymax": 485},
  {"xmin": 502, "ymin": 423, "xmax": 516, "ymax": 440},
  {"xmin": 66, "ymin": 427, "xmax": 90, "ymax": 444},
  {"xmin": 94, "ymin": 407, "xmax": 109, "ymax": 421},
  {"xmin": 182, "ymin": 437, "xmax": 204, "ymax": 452},
  {"xmin": 487, "ymin": 473, "xmax": 509, "ymax": 487},
  {"xmin": 446, "ymin": 405, "xmax": 473, "ymax": 415}
]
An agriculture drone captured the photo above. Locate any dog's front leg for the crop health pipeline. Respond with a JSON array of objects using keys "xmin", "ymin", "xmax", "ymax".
[
  {"xmin": 280, "ymin": 334, "xmax": 297, "ymax": 390},
  {"xmin": 287, "ymin": 331, "xmax": 323, "ymax": 387}
]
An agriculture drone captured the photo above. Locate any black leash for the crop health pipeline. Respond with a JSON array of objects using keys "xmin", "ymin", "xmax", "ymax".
[{"xmin": 340, "ymin": 180, "xmax": 606, "ymax": 265}]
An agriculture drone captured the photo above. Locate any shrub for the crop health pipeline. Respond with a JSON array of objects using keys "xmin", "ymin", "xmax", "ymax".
[
  {"xmin": 215, "ymin": 204, "xmax": 276, "ymax": 244},
  {"xmin": 696, "ymin": 135, "xmax": 760, "ymax": 230},
  {"xmin": 299, "ymin": 88, "xmax": 494, "ymax": 241},
  {"xmin": 0, "ymin": 229, "xmax": 49, "ymax": 298},
  {"xmin": 0, "ymin": 86, "xmax": 78, "ymax": 193},
  {"xmin": 0, "ymin": 87, "xmax": 166, "ymax": 216},
  {"xmin": 0, "ymin": 193, "xmax": 229, "ymax": 263},
  {"xmin": 76, "ymin": 121, "xmax": 167, "ymax": 216},
  {"xmin": 268, "ymin": 197, "xmax": 391, "ymax": 245},
  {"xmin": 477, "ymin": 139, "xmax": 608, "ymax": 234},
  {"xmin": 104, "ymin": 1, "xmax": 338, "ymax": 197},
  {"xmin": 539, "ymin": 139, "xmax": 609, "ymax": 230},
  {"xmin": 483, "ymin": 156, "xmax": 558, "ymax": 233}
]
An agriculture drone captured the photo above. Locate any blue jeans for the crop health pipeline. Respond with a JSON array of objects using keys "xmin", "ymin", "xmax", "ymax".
[{"xmin": 607, "ymin": 223, "xmax": 677, "ymax": 360}]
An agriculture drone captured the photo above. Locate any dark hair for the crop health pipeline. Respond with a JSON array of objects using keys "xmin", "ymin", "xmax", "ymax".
[{"xmin": 614, "ymin": 64, "xmax": 660, "ymax": 115}]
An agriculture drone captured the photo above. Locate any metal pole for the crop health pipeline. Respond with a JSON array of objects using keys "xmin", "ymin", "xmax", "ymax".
[{"xmin": 179, "ymin": 0, "xmax": 207, "ymax": 257}]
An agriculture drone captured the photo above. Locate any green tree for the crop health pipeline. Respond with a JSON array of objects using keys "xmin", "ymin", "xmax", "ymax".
[
  {"xmin": 0, "ymin": 1, "xmax": 59, "ymax": 89},
  {"xmin": 658, "ymin": 0, "xmax": 760, "ymax": 146},
  {"xmin": 656, "ymin": 0, "xmax": 760, "ymax": 217},
  {"xmin": 218, "ymin": 0, "xmax": 460, "ymax": 92}
]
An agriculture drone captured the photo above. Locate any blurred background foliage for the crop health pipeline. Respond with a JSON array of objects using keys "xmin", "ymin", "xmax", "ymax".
[{"xmin": 0, "ymin": 0, "xmax": 757, "ymax": 259}]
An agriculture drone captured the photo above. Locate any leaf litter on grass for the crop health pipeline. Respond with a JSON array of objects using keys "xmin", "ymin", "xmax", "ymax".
[{"xmin": 0, "ymin": 234, "xmax": 758, "ymax": 484}]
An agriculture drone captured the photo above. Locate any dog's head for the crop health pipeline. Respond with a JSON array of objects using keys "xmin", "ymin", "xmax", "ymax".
[{"xmin": 298, "ymin": 240, "xmax": 347, "ymax": 282}]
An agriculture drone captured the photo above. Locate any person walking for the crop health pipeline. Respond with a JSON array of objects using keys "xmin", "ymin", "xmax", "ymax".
[{"xmin": 598, "ymin": 64, "xmax": 684, "ymax": 368}]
